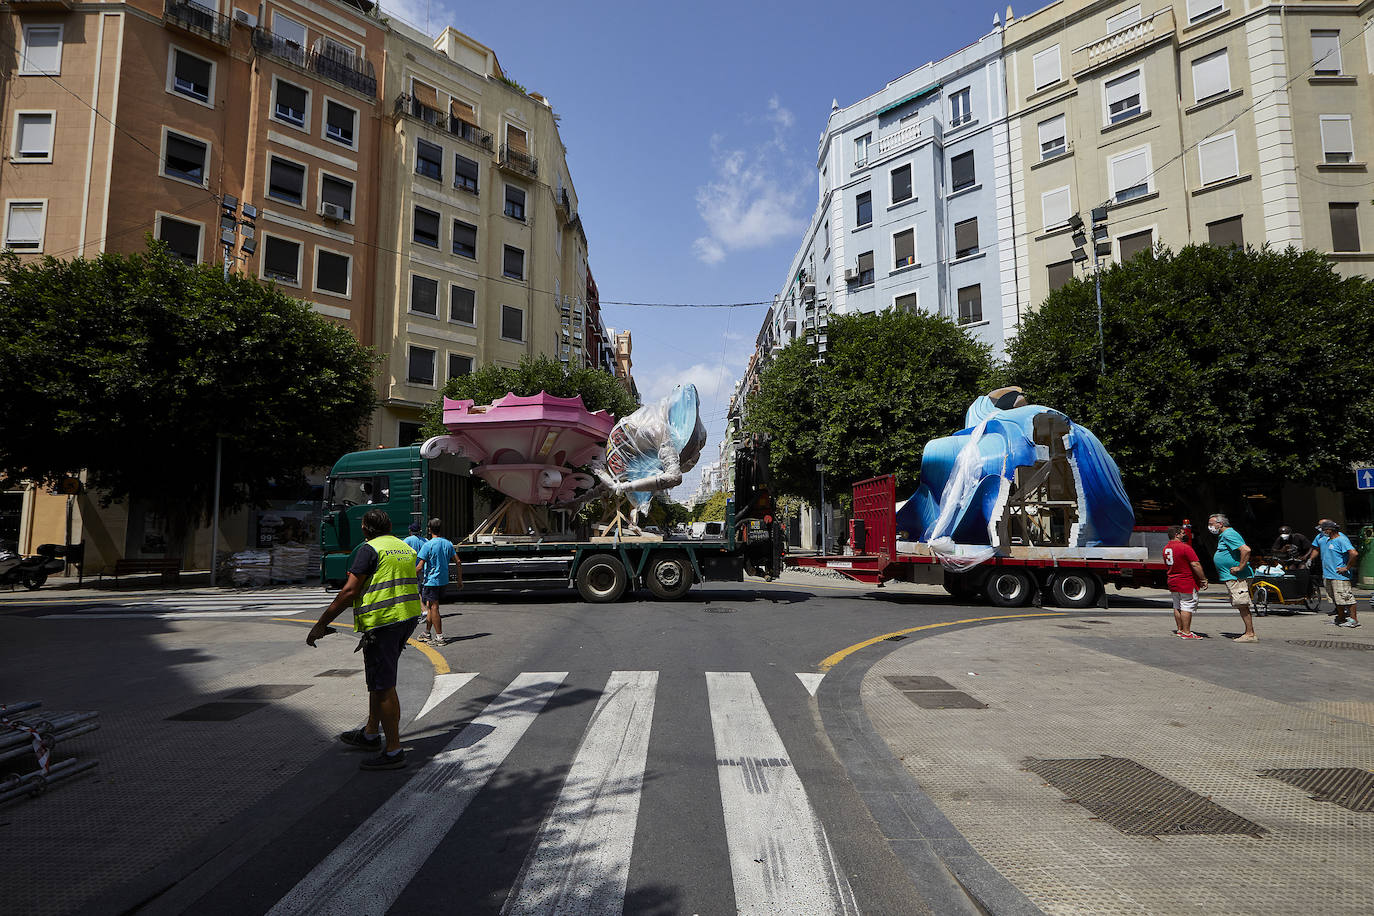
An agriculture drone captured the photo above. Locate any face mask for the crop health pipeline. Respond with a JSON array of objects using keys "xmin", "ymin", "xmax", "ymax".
[
  {"xmin": 1208, "ymin": 525, "xmax": 1221, "ymax": 535},
  {"xmin": 1280, "ymin": 534, "xmax": 1290, "ymax": 540}
]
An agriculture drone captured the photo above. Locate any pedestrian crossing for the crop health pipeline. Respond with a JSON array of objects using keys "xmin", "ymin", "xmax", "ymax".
[
  {"xmin": 269, "ymin": 670, "xmax": 859, "ymax": 916},
  {"xmin": 37, "ymin": 589, "xmax": 333, "ymax": 620}
]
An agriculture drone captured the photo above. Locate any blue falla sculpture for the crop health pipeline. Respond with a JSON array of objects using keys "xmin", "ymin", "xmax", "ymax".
[{"xmin": 894, "ymin": 387, "xmax": 1135, "ymax": 550}]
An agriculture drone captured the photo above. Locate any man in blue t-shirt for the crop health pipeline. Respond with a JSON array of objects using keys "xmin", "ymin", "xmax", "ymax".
[
  {"xmin": 1316, "ymin": 520, "xmax": 1360, "ymax": 627},
  {"xmin": 1209, "ymin": 513, "xmax": 1257, "ymax": 642},
  {"xmin": 415, "ymin": 517, "xmax": 460, "ymax": 646},
  {"xmin": 403, "ymin": 522, "xmax": 426, "ymax": 553}
]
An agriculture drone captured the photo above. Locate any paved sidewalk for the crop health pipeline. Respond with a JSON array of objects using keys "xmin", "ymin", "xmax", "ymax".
[{"xmin": 864, "ymin": 604, "xmax": 1374, "ymax": 915}]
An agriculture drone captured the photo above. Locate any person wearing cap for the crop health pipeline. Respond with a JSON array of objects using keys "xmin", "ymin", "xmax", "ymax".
[
  {"xmin": 1306, "ymin": 519, "xmax": 1339, "ymax": 615},
  {"xmin": 1314, "ymin": 520, "xmax": 1360, "ymax": 627},
  {"xmin": 404, "ymin": 521, "xmax": 426, "ymax": 553},
  {"xmin": 1270, "ymin": 525, "xmax": 1310, "ymax": 567}
]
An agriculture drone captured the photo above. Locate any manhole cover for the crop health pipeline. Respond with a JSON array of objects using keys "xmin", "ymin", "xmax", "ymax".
[
  {"xmin": 1024, "ymin": 756, "xmax": 1266, "ymax": 836},
  {"xmin": 1286, "ymin": 639, "xmax": 1373, "ymax": 650},
  {"xmin": 886, "ymin": 675, "xmax": 955, "ymax": 691},
  {"xmin": 705, "ymin": 607, "xmax": 736, "ymax": 614},
  {"xmin": 167, "ymin": 702, "xmax": 268, "ymax": 722},
  {"xmin": 1259, "ymin": 767, "xmax": 1374, "ymax": 812},
  {"xmin": 315, "ymin": 669, "xmax": 362, "ymax": 678},
  {"xmin": 902, "ymin": 690, "xmax": 986, "ymax": 709},
  {"xmin": 226, "ymin": 684, "xmax": 311, "ymax": 700}
]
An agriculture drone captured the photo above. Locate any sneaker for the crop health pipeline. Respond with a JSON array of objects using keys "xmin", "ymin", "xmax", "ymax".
[
  {"xmin": 1339, "ymin": 619, "xmax": 1361, "ymax": 628},
  {"xmin": 339, "ymin": 728, "xmax": 382, "ymax": 751},
  {"xmin": 360, "ymin": 749, "xmax": 406, "ymax": 770},
  {"xmin": 1177, "ymin": 631, "xmax": 1202, "ymax": 639},
  {"xmin": 1232, "ymin": 633, "xmax": 1259, "ymax": 642},
  {"xmin": 431, "ymin": 635, "xmax": 449, "ymax": 646}
]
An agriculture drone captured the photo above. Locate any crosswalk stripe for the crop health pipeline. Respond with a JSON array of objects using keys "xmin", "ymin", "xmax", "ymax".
[
  {"xmin": 706, "ymin": 672, "xmax": 860, "ymax": 915},
  {"xmin": 267, "ymin": 672, "xmax": 568, "ymax": 916},
  {"xmin": 502, "ymin": 671, "xmax": 658, "ymax": 916}
]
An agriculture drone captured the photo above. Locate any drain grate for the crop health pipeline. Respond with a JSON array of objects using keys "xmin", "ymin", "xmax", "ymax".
[
  {"xmin": 886, "ymin": 676, "xmax": 955, "ymax": 691},
  {"xmin": 315, "ymin": 669, "xmax": 362, "ymax": 678},
  {"xmin": 167, "ymin": 702, "xmax": 268, "ymax": 722},
  {"xmin": 1259, "ymin": 767, "xmax": 1374, "ymax": 812},
  {"xmin": 1286, "ymin": 639, "xmax": 1373, "ymax": 650},
  {"xmin": 226, "ymin": 684, "xmax": 311, "ymax": 700},
  {"xmin": 1024, "ymin": 756, "xmax": 1266, "ymax": 836},
  {"xmin": 704, "ymin": 607, "xmax": 736, "ymax": 614}
]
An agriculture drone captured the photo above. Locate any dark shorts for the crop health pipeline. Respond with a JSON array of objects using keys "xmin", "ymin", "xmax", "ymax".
[
  {"xmin": 419, "ymin": 585, "xmax": 443, "ymax": 604},
  {"xmin": 361, "ymin": 616, "xmax": 420, "ymax": 692}
]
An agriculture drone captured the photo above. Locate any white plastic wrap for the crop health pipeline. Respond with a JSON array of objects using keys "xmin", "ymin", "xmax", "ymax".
[
  {"xmin": 923, "ymin": 414, "xmax": 998, "ymax": 571},
  {"xmin": 596, "ymin": 384, "xmax": 707, "ymax": 524}
]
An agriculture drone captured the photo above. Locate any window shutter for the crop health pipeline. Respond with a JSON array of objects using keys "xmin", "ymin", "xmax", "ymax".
[
  {"xmin": 507, "ymin": 125, "xmax": 528, "ymax": 155},
  {"xmin": 1207, "ymin": 216, "xmax": 1243, "ymax": 247},
  {"xmin": 1037, "ymin": 115, "xmax": 1065, "ymax": 156},
  {"xmin": 1112, "ymin": 148, "xmax": 1150, "ymax": 197},
  {"xmin": 957, "ymin": 285, "xmax": 982, "ymax": 323},
  {"xmin": 450, "ymin": 97, "xmax": 476, "ymax": 123},
  {"xmin": 17, "ymin": 115, "xmax": 51, "ymax": 155},
  {"xmin": 1187, "ymin": 0, "xmax": 1222, "ymax": 20},
  {"xmin": 1105, "ymin": 70, "xmax": 1141, "ymax": 117},
  {"xmin": 1118, "ymin": 228, "xmax": 1153, "ymax": 261},
  {"xmin": 8, "ymin": 205, "xmax": 44, "ymax": 244},
  {"xmin": 1105, "ymin": 5, "xmax": 1141, "ymax": 32},
  {"xmin": 951, "ymin": 151, "xmax": 976, "ymax": 190},
  {"xmin": 954, "ymin": 218, "xmax": 978, "ymax": 256},
  {"xmin": 1047, "ymin": 261, "xmax": 1074, "ymax": 291},
  {"xmin": 1191, "ymin": 50, "xmax": 1229, "ymax": 101},
  {"xmin": 1033, "ymin": 46, "xmax": 1061, "ymax": 89},
  {"xmin": 1312, "ymin": 30, "xmax": 1342, "ymax": 73},
  {"xmin": 1320, "ymin": 116, "xmax": 1354, "ymax": 161},
  {"xmin": 1198, "ymin": 134, "xmax": 1238, "ymax": 185},
  {"xmin": 1041, "ymin": 186, "xmax": 1071, "ymax": 229},
  {"xmin": 412, "ymin": 80, "xmax": 439, "ymax": 109},
  {"xmin": 893, "ymin": 229, "xmax": 915, "ymax": 266},
  {"xmin": 1330, "ymin": 203, "xmax": 1361, "ymax": 252}
]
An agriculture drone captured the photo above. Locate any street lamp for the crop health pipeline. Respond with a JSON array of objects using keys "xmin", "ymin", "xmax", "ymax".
[
  {"xmin": 1068, "ymin": 206, "xmax": 1111, "ymax": 374},
  {"xmin": 220, "ymin": 197, "xmax": 258, "ymax": 279}
]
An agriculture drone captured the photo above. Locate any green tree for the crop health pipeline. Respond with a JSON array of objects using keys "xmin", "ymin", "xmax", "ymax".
[
  {"xmin": 745, "ymin": 310, "xmax": 995, "ymax": 498},
  {"xmin": 1007, "ymin": 243, "xmax": 1374, "ymax": 519},
  {"xmin": 649, "ymin": 496, "xmax": 692, "ymax": 530},
  {"xmin": 422, "ymin": 355, "xmax": 637, "ymax": 437},
  {"xmin": 692, "ymin": 491, "xmax": 729, "ymax": 522},
  {"xmin": 0, "ymin": 243, "xmax": 378, "ymax": 547}
]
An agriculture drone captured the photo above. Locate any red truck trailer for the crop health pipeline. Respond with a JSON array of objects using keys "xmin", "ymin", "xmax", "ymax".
[{"xmin": 789, "ymin": 475, "xmax": 1170, "ymax": 608}]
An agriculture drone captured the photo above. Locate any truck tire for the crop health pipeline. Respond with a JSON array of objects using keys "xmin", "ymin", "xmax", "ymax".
[
  {"xmin": 576, "ymin": 553, "xmax": 628, "ymax": 603},
  {"xmin": 1049, "ymin": 572, "xmax": 1099, "ymax": 609},
  {"xmin": 984, "ymin": 569, "xmax": 1033, "ymax": 608},
  {"xmin": 644, "ymin": 552, "xmax": 693, "ymax": 600},
  {"xmin": 943, "ymin": 571, "xmax": 980, "ymax": 601}
]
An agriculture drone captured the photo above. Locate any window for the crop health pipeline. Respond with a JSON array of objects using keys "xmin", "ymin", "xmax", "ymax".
[
  {"xmin": 448, "ymin": 353, "xmax": 474, "ymax": 379},
  {"xmin": 416, "ymin": 138, "xmax": 443, "ymax": 181},
  {"xmin": 854, "ymin": 133, "xmax": 870, "ymax": 167},
  {"xmin": 452, "ymin": 220, "xmax": 477, "ymax": 259},
  {"xmin": 170, "ymin": 49, "xmax": 213, "ymax": 103},
  {"xmin": 450, "ymin": 284, "xmax": 476, "ymax": 324},
  {"xmin": 1330, "ymin": 203, "xmax": 1361, "ymax": 252},
  {"xmin": 894, "ymin": 292, "xmax": 918, "ymax": 313},
  {"xmin": 273, "ymin": 79, "xmax": 308, "ymax": 128},
  {"xmin": 1187, "ymin": 0, "xmax": 1223, "ymax": 22},
  {"xmin": 1198, "ymin": 132, "xmax": 1238, "ymax": 185},
  {"xmin": 506, "ymin": 124, "xmax": 529, "ymax": 156},
  {"xmin": 1312, "ymin": 30, "xmax": 1342, "ymax": 75},
  {"xmin": 413, "ymin": 207, "xmax": 440, "ymax": 248},
  {"xmin": 4, "ymin": 201, "xmax": 45, "ymax": 251},
  {"xmin": 1118, "ymin": 229, "xmax": 1153, "ymax": 261},
  {"xmin": 163, "ymin": 131, "xmax": 208, "ymax": 185},
  {"xmin": 1038, "ymin": 114, "xmax": 1067, "ymax": 160},
  {"xmin": 407, "ymin": 346, "xmax": 436, "ymax": 386},
  {"xmin": 324, "ymin": 100, "xmax": 356, "ymax": 147},
  {"xmin": 1207, "ymin": 215, "xmax": 1243, "ymax": 247},
  {"xmin": 951, "ymin": 151, "xmax": 976, "ymax": 191},
  {"xmin": 949, "ymin": 88, "xmax": 972, "ymax": 127},
  {"xmin": 315, "ymin": 250, "xmax": 350, "ymax": 296},
  {"xmin": 157, "ymin": 215, "xmax": 201, "ymax": 264},
  {"xmin": 954, "ymin": 218, "xmax": 979, "ymax": 258},
  {"xmin": 1320, "ymin": 116, "xmax": 1354, "ymax": 164},
  {"xmin": 1032, "ymin": 45, "xmax": 1061, "ymax": 90},
  {"xmin": 273, "ymin": 12, "xmax": 307, "ymax": 48},
  {"xmin": 856, "ymin": 251, "xmax": 875, "ymax": 285},
  {"xmin": 13, "ymin": 113, "xmax": 53, "ymax": 162},
  {"xmin": 1191, "ymin": 49, "xmax": 1230, "ymax": 102},
  {"xmin": 856, "ymin": 191, "xmax": 872, "ymax": 227},
  {"xmin": 1105, "ymin": 69, "xmax": 1143, "ymax": 124},
  {"xmin": 504, "ymin": 184, "xmax": 526, "ymax": 220},
  {"xmin": 267, "ymin": 156, "xmax": 306, "ymax": 205},
  {"xmin": 1047, "ymin": 260, "xmax": 1074, "ymax": 291},
  {"xmin": 262, "ymin": 235, "xmax": 301, "ymax": 284},
  {"xmin": 454, "ymin": 154, "xmax": 479, "ymax": 193},
  {"xmin": 398, "ymin": 422, "xmax": 424, "ymax": 446},
  {"xmin": 1109, "ymin": 146, "xmax": 1152, "ymax": 202},
  {"xmin": 503, "ymin": 245, "xmax": 525, "ymax": 280},
  {"xmin": 1041, "ymin": 186, "xmax": 1072, "ymax": 230},
  {"xmin": 320, "ymin": 173, "xmax": 354, "ymax": 221},
  {"xmin": 957, "ymin": 284, "xmax": 982, "ymax": 324},
  {"xmin": 893, "ymin": 229, "xmax": 916, "ymax": 268},
  {"xmin": 410, "ymin": 274, "xmax": 438, "ymax": 315},
  {"xmin": 501, "ymin": 304, "xmax": 524, "ymax": 341},
  {"xmin": 890, "ymin": 164, "xmax": 913, "ymax": 204},
  {"xmin": 20, "ymin": 25, "xmax": 62, "ymax": 75},
  {"xmin": 1105, "ymin": 5, "xmax": 1141, "ymax": 32}
]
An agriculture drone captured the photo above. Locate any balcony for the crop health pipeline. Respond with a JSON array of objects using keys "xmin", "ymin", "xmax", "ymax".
[
  {"xmin": 1072, "ymin": 7, "xmax": 1175, "ymax": 77},
  {"xmin": 498, "ymin": 143, "xmax": 538, "ymax": 179},
  {"xmin": 556, "ymin": 187, "xmax": 576, "ymax": 225},
  {"xmin": 393, "ymin": 95, "xmax": 493, "ymax": 149},
  {"xmin": 875, "ymin": 116, "xmax": 941, "ymax": 160},
  {"xmin": 449, "ymin": 115, "xmax": 494, "ymax": 151},
  {"xmin": 165, "ymin": 0, "xmax": 230, "ymax": 44},
  {"xmin": 253, "ymin": 29, "xmax": 377, "ymax": 98},
  {"xmin": 10, "ymin": 0, "xmax": 74, "ymax": 10}
]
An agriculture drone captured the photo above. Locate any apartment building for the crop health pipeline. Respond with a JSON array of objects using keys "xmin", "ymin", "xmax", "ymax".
[
  {"xmin": 378, "ymin": 24, "xmax": 589, "ymax": 445},
  {"xmin": 1004, "ymin": 0, "xmax": 1374, "ymax": 313},
  {"xmin": 610, "ymin": 328, "xmax": 638, "ymax": 399}
]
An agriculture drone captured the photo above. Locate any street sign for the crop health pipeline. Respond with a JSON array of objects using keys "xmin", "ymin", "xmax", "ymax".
[{"xmin": 1356, "ymin": 468, "xmax": 1374, "ymax": 490}]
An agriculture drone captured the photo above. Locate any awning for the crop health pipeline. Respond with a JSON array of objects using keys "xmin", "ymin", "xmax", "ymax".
[{"xmin": 877, "ymin": 82, "xmax": 941, "ymax": 116}]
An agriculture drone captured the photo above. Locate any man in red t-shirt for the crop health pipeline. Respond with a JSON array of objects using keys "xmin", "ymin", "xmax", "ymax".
[{"xmin": 1163, "ymin": 525, "xmax": 1208, "ymax": 638}]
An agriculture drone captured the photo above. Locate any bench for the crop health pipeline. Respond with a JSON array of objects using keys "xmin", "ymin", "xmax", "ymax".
[{"xmin": 111, "ymin": 557, "xmax": 183, "ymax": 586}]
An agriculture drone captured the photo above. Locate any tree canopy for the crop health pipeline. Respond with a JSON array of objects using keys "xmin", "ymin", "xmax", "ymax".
[
  {"xmin": 1007, "ymin": 243, "xmax": 1374, "ymax": 517},
  {"xmin": 744, "ymin": 309, "xmax": 996, "ymax": 498},
  {"xmin": 692, "ymin": 490, "xmax": 729, "ymax": 522},
  {"xmin": 0, "ymin": 244, "xmax": 378, "ymax": 540}
]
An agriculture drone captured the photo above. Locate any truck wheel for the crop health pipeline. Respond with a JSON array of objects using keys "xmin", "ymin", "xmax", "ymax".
[
  {"xmin": 22, "ymin": 571, "xmax": 46, "ymax": 591},
  {"xmin": 1050, "ymin": 572, "xmax": 1099, "ymax": 609},
  {"xmin": 984, "ymin": 569, "xmax": 1033, "ymax": 608},
  {"xmin": 943, "ymin": 571, "xmax": 980, "ymax": 600},
  {"xmin": 645, "ymin": 552, "xmax": 693, "ymax": 600},
  {"xmin": 576, "ymin": 553, "xmax": 628, "ymax": 603}
]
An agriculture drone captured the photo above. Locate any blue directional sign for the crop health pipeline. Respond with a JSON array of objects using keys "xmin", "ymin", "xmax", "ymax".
[{"xmin": 1357, "ymin": 468, "xmax": 1374, "ymax": 490}]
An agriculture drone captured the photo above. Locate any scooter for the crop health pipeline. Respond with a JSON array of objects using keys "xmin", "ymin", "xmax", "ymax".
[{"xmin": 0, "ymin": 543, "xmax": 66, "ymax": 590}]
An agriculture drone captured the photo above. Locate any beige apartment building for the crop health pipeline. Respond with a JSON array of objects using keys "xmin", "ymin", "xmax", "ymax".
[
  {"xmin": 375, "ymin": 24, "xmax": 592, "ymax": 446},
  {"xmin": 1004, "ymin": 0, "xmax": 1374, "ymax": 315}
]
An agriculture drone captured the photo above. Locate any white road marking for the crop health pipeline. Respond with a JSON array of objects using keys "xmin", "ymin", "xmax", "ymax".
[
  {"xmin": 502, "ymin": 671, "xmax": 659, "ymax": 916},
  {"xmin": 796, "ymin": 672, "xmax": 825, "ymax": 696},
  {"xmin": 40, "ymin": 609, "xmax": 307, "ymax": 620},
  {"xmin": 706, "ymin": 672, "xmax": 860, "ymax": 915},
  {"xmin": 415, "ymin": 672, "xmax": 478, "ymax": 720},
  {"xmin": 268, "ymin": 672, "xmax": 568, "ymax": 916}
]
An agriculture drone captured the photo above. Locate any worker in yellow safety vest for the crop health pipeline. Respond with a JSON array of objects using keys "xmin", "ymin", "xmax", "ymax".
[{"xmin": 308, "ymin": 508, "xmax": 424, "ymax": 770}]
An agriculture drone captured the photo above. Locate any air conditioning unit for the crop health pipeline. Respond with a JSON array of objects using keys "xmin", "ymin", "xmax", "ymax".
[
  {"xmin": 320, "ymin": 202, "xmax": 345, "ymax": 221},
  {"xmin": 843, "ymin": 267, "xmax": 859, "ymax": 282},
  {"xmin": 231, "ymin": 8, "xmax": 257, "ymax": 27},
  {"xmin": 801, "ymin": 282, "xmax": 816, "ymax": 301}
]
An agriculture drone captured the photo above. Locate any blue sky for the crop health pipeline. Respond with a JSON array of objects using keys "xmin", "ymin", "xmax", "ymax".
[{"xmin": 384, "ymin": 0, "xmax": 1003, "ymax": 496}]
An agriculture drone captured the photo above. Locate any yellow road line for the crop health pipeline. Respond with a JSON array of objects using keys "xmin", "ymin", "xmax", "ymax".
[
  {"xmin": 818, "ymin": 612, "xmax": 1067, "ymax": 671},
  {"xmin": 269, "ymin": 617, "xmax": 450, "ymax": 676}
]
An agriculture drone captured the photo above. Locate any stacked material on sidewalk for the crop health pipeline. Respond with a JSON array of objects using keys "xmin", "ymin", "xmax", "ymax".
[
  {"xmin": 270, "ymin": 546, "xmax": 310, "ymax": 583},
  {"xmin": 0, "ymin": 700, "xmax": 99, "ymax": 807},
  {"xmin": 224, "ymin": 546, "xmax": 311, "ymax": 586}
]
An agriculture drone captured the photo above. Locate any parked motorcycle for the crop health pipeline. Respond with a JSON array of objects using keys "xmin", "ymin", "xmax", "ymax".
[{"xmin": 0, "ymin": 542, "xmax": 67, "ymax": 590}]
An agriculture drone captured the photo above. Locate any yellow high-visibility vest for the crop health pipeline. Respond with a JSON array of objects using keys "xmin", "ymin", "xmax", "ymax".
[{"xmin": 352, "ymin": 535, "xmax": 422, "ymax": 632}]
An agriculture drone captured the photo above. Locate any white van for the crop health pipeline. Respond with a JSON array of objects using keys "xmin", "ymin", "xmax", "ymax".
[{"xmin": 689, "ymin": 521, "xmax": 724, "ymax": 540}]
